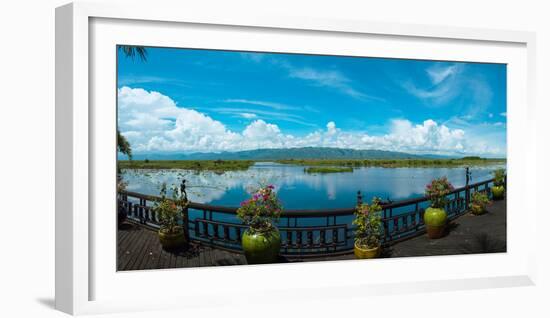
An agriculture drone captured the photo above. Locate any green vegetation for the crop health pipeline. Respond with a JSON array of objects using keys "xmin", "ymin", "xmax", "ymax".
[
  {"xmin": 118, "ymin": 45, "xmax": 148, "ymax": 61},
  {"xmin": 118, "ymin": 159, "xmax": 254, "ymax": 171},
  {"xmin": 278, "ymin": 158, "xmax": 505, "ymax": 168},
  {"xmin": 493, "ymin": 168, "xmax": 506, "ymax": 186},
  {"xmin": 461, "ymin": 156, "xmax": 482, "ymax": 160},
  {"xmin": 305, "ymin": 166, "xmax": 354, "ymax": 174},
  {"xmin": 118, "ymin": 157, "xmax": 505, "ymax": 172},
  {"xmin": 117, "ymin": 130, "xmax": 132, "ymax": 160},
  {"xmin": 353, "ymin": 197, "xmax": 383, "ymax": 249}
]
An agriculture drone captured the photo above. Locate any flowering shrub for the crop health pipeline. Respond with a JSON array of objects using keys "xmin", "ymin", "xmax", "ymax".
[
  {"xmin": 425, "ymin": 177, "xmax": 454, "ymax": 209},
  {"xmin": 493, "ymin": 168, "xmax": 506, "ymax": 187},
  {"xmin": 353, "ymin": 197, "xmax": 383, "ymax": 249},
  {"xmin": 237, "ymin": 185, "xmax": 283, "ymax": 233},
  {"xmin": 117, "ymin": 175, "xmax": 127, "ymax": 192},
  {"xmin": 471, "ymin": 191, "xmax": 490, "ymax": 208},
  {"xmin": 117, "ymin": 175, "xmax": 129, "ymax": 224},
  {"xmin": 153, "ymin": 183, "xmax": 188, "ymax": 234}
]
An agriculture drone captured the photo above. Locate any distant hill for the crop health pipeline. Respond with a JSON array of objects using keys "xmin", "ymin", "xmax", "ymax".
[{"xmin": 124, "ymin": 147, "xmax": 455, "ymax": 161}]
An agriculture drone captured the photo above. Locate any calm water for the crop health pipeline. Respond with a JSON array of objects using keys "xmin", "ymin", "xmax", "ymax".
[{"xmin": 121, "ymin": 162, "xmax": 504, "ymax": 210}]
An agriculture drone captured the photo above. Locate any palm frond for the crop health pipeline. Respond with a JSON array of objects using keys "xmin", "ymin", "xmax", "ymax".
[
  {"xmin": 118, "ymin": 45, "xmax": 148, "ymax": 62},
  {"xmin": 117, "ymin": 130, "xmax": 133, "ymax": 160}
]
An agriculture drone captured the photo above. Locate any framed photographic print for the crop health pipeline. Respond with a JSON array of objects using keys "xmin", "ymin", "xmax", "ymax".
[
  {"xmin": 56, "ymin": 1, "xmax": 537, "ymax": 315},
  {"xmin": 116, "ymin": 46, "xmax": 507, "ymax": 269}
]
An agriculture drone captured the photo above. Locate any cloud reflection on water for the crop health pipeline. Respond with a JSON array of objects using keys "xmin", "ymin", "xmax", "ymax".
[{"xmin": 121, "ymin": 163, "xmax": 504, "ymax": 209}]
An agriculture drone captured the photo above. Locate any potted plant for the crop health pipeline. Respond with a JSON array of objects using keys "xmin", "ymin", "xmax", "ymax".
[
  {"xmin": 424, "ymin": 177, "xmax": 454, "ymax": 239},
  {"xmin": 470, "ymin": 191, "xmax": 490, "ymax": 215},
  {"xmin": 237, "ymin": 185, "xmax": 283, "ymax": 264},
  {"xmin": 117, "ymin": 175, "xmax": 128, "ymax": 226},
  {"xmin": 353, "ymin": 197, "xmax": 383, "ymax": 259},
  {"xmin": 153, "ymin": 183, "xmax": 188, "ymax": 250},
  {"xmin": 491, "ymin": 168, "xmax": 506, "ymax": 200}
]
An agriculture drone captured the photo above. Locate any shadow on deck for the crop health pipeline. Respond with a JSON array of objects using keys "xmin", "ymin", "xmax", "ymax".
[
  {"xmin": 117, "ymin": 199, "xmax": 506, "ymax": 271},
  {"xmin": 117, "ymin": 223, "xmax": 247, "ymax": 271}
]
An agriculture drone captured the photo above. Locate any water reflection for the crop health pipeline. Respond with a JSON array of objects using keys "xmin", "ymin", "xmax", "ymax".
[{"xmin": 121, "ymin": 162, "xmax": 504, "ymax": 209}]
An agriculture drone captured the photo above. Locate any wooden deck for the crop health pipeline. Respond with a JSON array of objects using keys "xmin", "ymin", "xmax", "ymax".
[
  {"xmin": 117, "ymin": 224, "xmax": 247, "ymax": 271},
  {"xmin": 388, "ymin": 199, "xmax": 506, "ymax": 258},
  {"xmin": 117, "ymin": 199, "xmax": 506, "ymax": 271}
]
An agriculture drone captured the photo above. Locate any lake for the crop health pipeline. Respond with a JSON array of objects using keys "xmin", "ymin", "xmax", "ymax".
[{"xmin": 121, "ymin": 162, "xmax": 505, "ymax": 210}]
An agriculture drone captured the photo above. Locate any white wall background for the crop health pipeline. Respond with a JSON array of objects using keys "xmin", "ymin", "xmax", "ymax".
[{"xmin": 0, "ymin": 0, "xmax": 548, "ymax": 317}]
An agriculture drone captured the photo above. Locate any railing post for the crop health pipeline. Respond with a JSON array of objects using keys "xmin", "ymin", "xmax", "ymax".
[
  {"xmin": 180, "ymin": 179, "xmax": 190, "ymax": 244},
  {"xmin": 183, "ymin": 205, "xmax": 190, "ymax": 243},
  {"xmin": 356, "ymin": 190, "xmax": 362, "ymax": 207},
  {"xmin": 465, "ymin": 167, "xmax": 471, "ymax": 211}
]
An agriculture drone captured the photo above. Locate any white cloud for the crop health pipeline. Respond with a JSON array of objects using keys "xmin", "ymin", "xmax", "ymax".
[
  {"xmin": 283, "ymin": 119, "xmax": 469, "ymax": 155},
  {"xmin": 241, "ymin": 54, "xmax": 384, "ymax": 102},
  {"xmin": 118, "ymin": 87, "xmax": 240, "ymax": 153},
  {"xmin": 326, "ymin": 121, "xmax": 337, "ymax": 136},
  {"xmin": 365, "ymin": 119, "xmax": 466, "ymax": 154},
  {"xmin": 224, "ymin": 99, "xmax": 299, "ymax": 110},
  {"xmin": 289, "ymin": 67, "xmax": 383, "ymax": 102},
  {"xmin": 403, "ymin": 81, "xmax": 454, "ymax": 101},
  {"xmin": 125, "ymin": 113, "xmax": 173, "ymax": 130},
  {"xmin": 290, "ymin": 68, "xmax": 346, "ymax": 87},
  {"xmin": 118, "ymin": 76, "xmax": 191, "ymax": 88},
  {"xmin": 500, "ymin": 112, "xmax": 507, "ymax": 117},
  {"xmin": 402, "ymin": 64, "xmax": 462, "ymax": 105},
  {"xmin": 403, "ymin": 63, "xmax": 493, "ymax": 119},
  {"xmin": 239, "ymin": 52, "xmax": 266, "ymax": 63},
  {"xmin": 211, "ymin": 107, "xmax": 317, "ymax": 127},
  {"xmin": 243, "ymin": 120, "xmax": 281, "ymax": 140},
  {"xmin": 239, "ymin": 113, "xmax": 257, "ymax": 119},
  {"xmin": 119, "ymin": 87, "xmax": 502, "ymax": 156},
  {"xmin": 426, "ymin": 64, "xmax": 460, "ymax": 85}
]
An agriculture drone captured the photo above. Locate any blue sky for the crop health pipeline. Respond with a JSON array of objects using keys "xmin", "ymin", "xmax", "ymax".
[{"xmin": 117, "ymin": 47, "xmax": 507, "ymax": 157}]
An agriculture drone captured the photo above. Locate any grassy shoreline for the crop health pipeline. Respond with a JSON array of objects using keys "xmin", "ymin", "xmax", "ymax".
[
  {"xmin": 119, "ymin": 157, "xmax": 506, "ymax": 171},
  {"xmin": 305, "ymin": 166, "xmax": 354, "ymax": 174},
  {"xmin": 277, "ymin": 158, "xmax": 506, "ymax": 168},
  {"xmin": 118, "ymin": 159, "xmax": 254, "ymax": 171}
]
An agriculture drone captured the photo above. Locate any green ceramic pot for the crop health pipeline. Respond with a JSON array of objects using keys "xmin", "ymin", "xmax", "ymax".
[
  {"xmin": 471, "ymin": 204, "xmax": 486, "ymax": 215},
  {"xmin": 117, "ymin": 210, "xmax": 127, "ymax": 226},
  {"xmin": 117, "ymin": 202, "xmax": 127, "ymax": 227},
  {"xmin": 158, "ymin": 226, "xmax": 186, "ymax": 250},
  {"xmin": 354, "ymin": 241, "xmax": 381, "ymax": 259},
  {"xmin": 242, "ymin": 227, "xmax": 281, "ymax": 264},
  {"xmin": 492, "ymin": 185, "xmax": 505, "ymax": 200},
  {"xmin": 424, "ymin": 207, "xmax": 447, "ymax": 239}
]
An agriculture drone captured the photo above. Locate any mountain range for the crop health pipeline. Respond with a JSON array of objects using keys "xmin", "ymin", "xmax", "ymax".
[{"xmin": 123, "ymin": 147, "xmax": 454, "ymax": 160}]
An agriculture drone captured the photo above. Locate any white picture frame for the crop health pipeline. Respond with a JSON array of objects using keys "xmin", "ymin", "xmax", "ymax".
[{"xmin": 55, "ymin": 1, "xmax": 537, "ymax": 315}]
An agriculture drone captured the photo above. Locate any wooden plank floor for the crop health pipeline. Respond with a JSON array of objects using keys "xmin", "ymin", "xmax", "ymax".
[
  {"xmin": 307, "ymin": 199, "xmax": 506, "ymax": 262},
  {"xmin": 118, "ymin": 199, "xmax": 506, "ymax": 270},
  {"xmin": 117, "ymin": 224, "xmax": 247, "ymax": 271},
  {"xmin": 387, "ymin": 199, "xmax": 506, "ymax": 258}
]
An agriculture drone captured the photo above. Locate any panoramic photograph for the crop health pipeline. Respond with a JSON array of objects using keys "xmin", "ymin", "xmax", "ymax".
[{"xmin": 116, "ymin": 45, "xmax": 507, "ymax": 270}]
